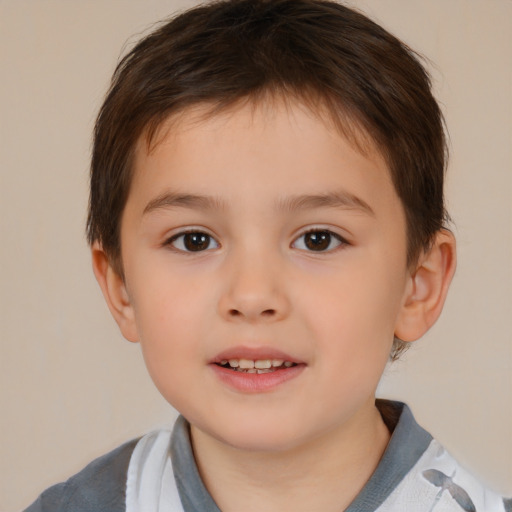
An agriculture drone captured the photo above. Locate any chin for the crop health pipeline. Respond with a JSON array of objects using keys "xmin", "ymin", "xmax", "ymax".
[{"xmin": 199, "ymin": 416, "xmax": 315, "ymax": 453}]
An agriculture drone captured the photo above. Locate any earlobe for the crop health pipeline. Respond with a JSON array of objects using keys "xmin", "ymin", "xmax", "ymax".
[
  {"xmin": 394, "ymin": 229, "xmax": 457, "ymax": 342},
  {"xmin": 91, "ymin": 243, "xmax": 139, "ymax": 343}
]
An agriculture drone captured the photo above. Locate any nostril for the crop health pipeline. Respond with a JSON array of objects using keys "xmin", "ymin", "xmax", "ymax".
[{"xmin": 227, "ymin": 308, "xmax": 276, "ymax": 318}]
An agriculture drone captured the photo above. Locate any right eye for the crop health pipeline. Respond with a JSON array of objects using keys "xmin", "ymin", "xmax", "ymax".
[
  {"xmin": 292, "ymin": 229, "xmax": 346, "ymax": 252},
  {"xmin": 167, "ymin": 231, "xmax": 219, "ymax": 252}
]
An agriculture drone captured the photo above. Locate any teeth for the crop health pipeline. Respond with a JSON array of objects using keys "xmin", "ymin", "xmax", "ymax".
[
  {"xmin": 236, "ymin": 367, "xmax": 274, "ymax": 374},
  {"xmin": 254, "ymin": 359, "xmax": 272, "ymax": 369},
  {"xmin": 222, "ymin": 358, "xmax": 296, "ymax": 370}
]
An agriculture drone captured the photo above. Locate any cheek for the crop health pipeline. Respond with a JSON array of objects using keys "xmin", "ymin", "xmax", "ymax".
[
  {"xmin": 136, "ymin": 292, "xmax": 203, "ymax": 346},
  {"xmin": 296, "ymin": 258, "xmax": 405, "ymax": 361},
  {"xmin": 132, "ymin": 287, "xmax": 210, "ymax": 410},
  {"xmin": 128, "ymin": 255, "xmax": 212, "ymax": 329},
  {"xmin": 127, "ymin": 267, "xmax": 215, "ymax": 376}
]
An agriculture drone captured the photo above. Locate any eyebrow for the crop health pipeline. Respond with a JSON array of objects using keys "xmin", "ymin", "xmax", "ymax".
[
  {"xmin": 276, "ymin": 191, "xmax": 375, "ymax": 216},
  {"xmin": 143, "ymin": 193, "xmax": 226, "ymax": 214},
  {"xmin": 143, "ymin": 190, "xmax": 374, "ymax": 216}
]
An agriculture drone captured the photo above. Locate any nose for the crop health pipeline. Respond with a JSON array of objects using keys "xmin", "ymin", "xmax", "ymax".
[{"xmin": 218, "ymin": 249, "xmax": 291, "ymax": 323}]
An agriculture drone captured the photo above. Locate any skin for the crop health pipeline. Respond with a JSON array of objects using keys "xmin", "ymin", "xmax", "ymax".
[{"xmin": 93, "ymin": 99, "xmax": 456, "ymax": 511}]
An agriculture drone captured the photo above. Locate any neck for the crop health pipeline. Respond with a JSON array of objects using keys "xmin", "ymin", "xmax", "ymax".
[{"xmin": 190, "ymin": 399, "xmax": 390, "ymax": 512}]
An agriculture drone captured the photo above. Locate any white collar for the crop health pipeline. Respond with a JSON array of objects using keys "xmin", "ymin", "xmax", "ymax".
[{"xmin": 126, "ymin": 428, "xmax": 184, "ymax": 512}]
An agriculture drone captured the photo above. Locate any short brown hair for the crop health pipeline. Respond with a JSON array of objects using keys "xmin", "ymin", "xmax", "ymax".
[{"xmin": 87, "ymin": 0, "xmax": 449, "ymax": 358}]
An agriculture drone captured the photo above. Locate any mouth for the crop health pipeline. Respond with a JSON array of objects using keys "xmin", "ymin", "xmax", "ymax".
[
  {"xmin": 215, "ymin": 358, "xmax": 297, "ymax": 374},
  {"xmin": 210, "ymin": 348, "xmax": 305, "ymax": 392}
]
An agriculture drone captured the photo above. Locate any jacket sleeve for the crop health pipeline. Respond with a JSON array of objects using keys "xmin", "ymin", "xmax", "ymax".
[{"xmin": 23, "ymin": 438, "xmax": 139, "ymax": 512}]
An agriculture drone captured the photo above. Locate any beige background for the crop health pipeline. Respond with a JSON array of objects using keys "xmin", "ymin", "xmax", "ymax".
[{"xmin": 1, "ymin": 0, "xmax": 511, "ymax": 510}]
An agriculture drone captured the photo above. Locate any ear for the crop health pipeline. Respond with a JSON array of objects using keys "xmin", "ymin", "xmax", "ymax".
[
  {"xmin": 394, "ymin": 229, "xmax": 456, "ymax": 342},
  {"xmin": 91, "ymin": 242, "xmax": 139, "ymax": 343}
]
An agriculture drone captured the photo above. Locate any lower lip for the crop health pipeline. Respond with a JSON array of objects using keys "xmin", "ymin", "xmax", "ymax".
[{"xmin": 210, "ymin": 364, "xmax": 305, "ymax": 393}]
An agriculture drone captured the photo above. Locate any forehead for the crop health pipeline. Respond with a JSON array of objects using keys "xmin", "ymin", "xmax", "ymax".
[
  {"xmin": 127, "ymin": 98, "xmax": 401, "ymax": 222},
  {"xmin": 143, "ymin": 95, "xmax": 379, "ymax": 168}
]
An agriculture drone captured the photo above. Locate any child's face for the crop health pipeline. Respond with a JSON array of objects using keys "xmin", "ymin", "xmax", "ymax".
[{"xmin": 118, "ymin": 100, "xmax": 412, "ymax": 451}]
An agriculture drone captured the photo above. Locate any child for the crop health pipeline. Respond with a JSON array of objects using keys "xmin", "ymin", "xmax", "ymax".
[{"xmin": 24, "ymin": 0, "xmax": 510, "ymax": 511}]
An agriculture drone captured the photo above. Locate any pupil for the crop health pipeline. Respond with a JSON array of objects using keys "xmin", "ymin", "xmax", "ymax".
[
  {"xmin": 184, "ymin": 233, "xmax": 209, "ymax": 251},
  {"xmin": 305, "ymin": 231, "xmax": 330, "ymax": 251}
]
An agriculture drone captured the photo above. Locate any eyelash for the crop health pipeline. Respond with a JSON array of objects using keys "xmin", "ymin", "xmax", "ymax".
[
  {"xmin": 164, "ymin": 228, "xmax": 348, "ymax": 253},
  {"xmin": 292, "ymin": 229, "xmax": 348, "ymax": 253},
  {"xmin": 165, "ymin": 230, "xmax": 220, "ymax": 253}
]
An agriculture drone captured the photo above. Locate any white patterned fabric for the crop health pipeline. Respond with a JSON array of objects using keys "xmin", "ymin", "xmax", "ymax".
[
  {"xmin": 125, "ymin": 403, "xmax": 509, "ymax": 512},
  {"xmin": 375, "ymin": 439, "xmax": 506, "ymax": 512}
]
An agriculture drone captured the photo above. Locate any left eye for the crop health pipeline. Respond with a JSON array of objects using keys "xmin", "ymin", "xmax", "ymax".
[
  {"xmin": 167, "ymin": 231, "xmax": 219, "ymax": 252},
  {"xmin": 292, "ymin": 230, "xmax": 345, "ymax": 252}
]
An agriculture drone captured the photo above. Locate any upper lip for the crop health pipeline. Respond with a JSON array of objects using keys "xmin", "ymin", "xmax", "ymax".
[{"xmin": 210, "ymin": 346, "xmax": 303, "ymax": 364}]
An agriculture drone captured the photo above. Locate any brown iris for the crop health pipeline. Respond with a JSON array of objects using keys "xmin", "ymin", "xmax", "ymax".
[
  {"xmin": 183, "ymin": 232, "xmax": 211, "ymax": 251},
  {"xmin": 304, "ymin": 231, "xmax": 332, "ymax": 251}
]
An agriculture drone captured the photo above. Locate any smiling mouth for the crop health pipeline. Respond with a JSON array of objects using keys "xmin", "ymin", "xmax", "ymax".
[{"xmin": 216, "ymin": 358, "xmax": 297, "ymax": 374}]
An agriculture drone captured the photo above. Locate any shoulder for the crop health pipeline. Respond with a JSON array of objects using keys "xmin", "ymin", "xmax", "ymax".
[
  {"xmin": 23, "ymin": 438, "xmax": 139, "ymax": 512},
  {"xmin": 387, "ymin": 438, "xmax": 511, "ymax": 512},
  {"xmin": 369, "ymin": 401, "xmax": 511, "ymax": 512}
]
